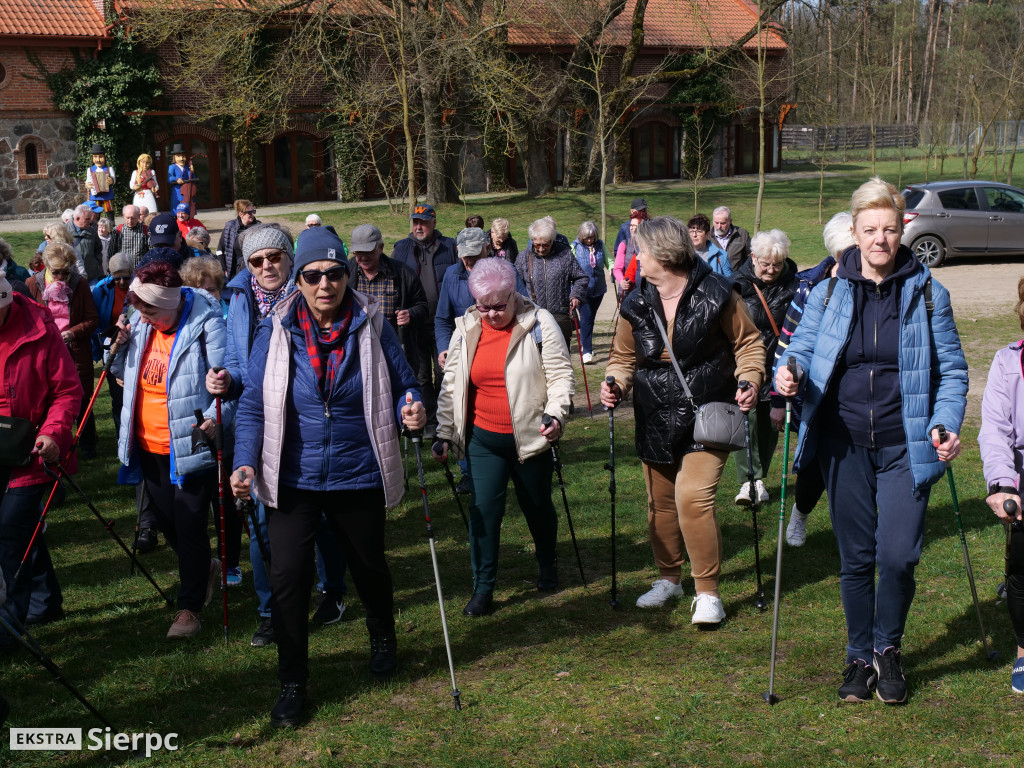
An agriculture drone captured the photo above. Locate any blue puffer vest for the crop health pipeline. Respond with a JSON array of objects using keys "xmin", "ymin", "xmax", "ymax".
[{"xmin": 777, "ymin": 245, "xmax": 968, "ymax": 492}]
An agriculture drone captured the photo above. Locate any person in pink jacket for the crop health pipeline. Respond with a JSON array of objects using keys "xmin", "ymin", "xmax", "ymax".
[{"xmin": 0, "ymin": 274, "xmax": 83, "ymax": 639}]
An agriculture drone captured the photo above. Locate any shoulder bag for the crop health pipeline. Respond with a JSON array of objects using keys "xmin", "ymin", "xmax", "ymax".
[{"xmin": 652, "ymin": 310, "xmax": 746, "ymax": 453}]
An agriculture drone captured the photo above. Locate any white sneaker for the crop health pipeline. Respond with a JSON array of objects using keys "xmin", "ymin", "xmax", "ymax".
[
  {"xmin": 734, "ymin": 482, "xmax": 753, "ymax": 506},
  {"xmin": 755, "ymin": 479, "xmax": 770, "ymax": 503},
  {"xmin": 635, "ymin": 579, "xmax": 683, "ymax": 608},
  {"xmin": 691, "ymin": 594, "xmax": 726, "ymax": 625},
  {"xmin": 582, "ymin": 352, "xmax": 593, "ymax": 364},
  {"xmin": 786, "ymin": 505, "xmax": 808, "ymax": 547}
]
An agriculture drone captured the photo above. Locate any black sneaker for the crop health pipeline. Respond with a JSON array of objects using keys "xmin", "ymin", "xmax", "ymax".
[
  {"xmin": 269, "ymin": 682, "xmax": 306, "ymax": 728},
  {"xmin": 537, "ymin": 561, "xmax": 559, "ymax": 591},
  {"xmin": 312, "ymin": 593, "xmax": 346, "ymax": 625},
  {"xmin": 251, "ymin": 616, "xmax": 275, "ymax": 648},
  {"xmin": 367, "ymin": 620, "xmax": 397, "ymax": 681},
  {"xmin": 873, "ymin": 647, "xmax": 908, "ymax": 704},
  {"xmin": 838, "ymin": 659, "xmax": 877, "ymax": 703},
  {"xmin": 455, "ymin": 475, "xmax": 473, "ymax": 495},
  {"xmin": 134, "ymin": 528, "xmax": 158, "ymax": 554}
]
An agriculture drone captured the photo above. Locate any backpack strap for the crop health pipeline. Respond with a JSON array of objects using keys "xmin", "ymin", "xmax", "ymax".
[{"xmin": 823, "ymin": 276, "xmax": 838, "ymax": 308}]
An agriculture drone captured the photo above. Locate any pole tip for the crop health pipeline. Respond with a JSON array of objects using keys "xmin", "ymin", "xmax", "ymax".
[{"xmin": 762, "ymin": 692, "xmax": 780, "ymax": 705}]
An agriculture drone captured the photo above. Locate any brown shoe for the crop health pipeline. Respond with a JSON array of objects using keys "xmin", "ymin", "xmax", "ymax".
[
  {"xmin": 204, "ymin": 558, "xmax": 221, "ymax": 608},
  {"xmin": 167, "ymin": 609, "xmax": 201, "ymax": 639}
]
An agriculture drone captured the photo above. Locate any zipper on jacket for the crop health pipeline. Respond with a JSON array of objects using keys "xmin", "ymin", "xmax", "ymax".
[{"xmin": 869, "ymin": 284, "xmax": 880, "ymax": 451}]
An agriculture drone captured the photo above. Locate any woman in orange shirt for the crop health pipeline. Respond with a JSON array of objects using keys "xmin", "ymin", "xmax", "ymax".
[{"xmin": 433, "ymin": 258, "xmax": 574, "ymax": 616}]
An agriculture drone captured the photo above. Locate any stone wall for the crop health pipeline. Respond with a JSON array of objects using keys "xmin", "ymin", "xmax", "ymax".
[{"xmin": 0, "ymin": 117, "xmax": 82, "ymax": 219}]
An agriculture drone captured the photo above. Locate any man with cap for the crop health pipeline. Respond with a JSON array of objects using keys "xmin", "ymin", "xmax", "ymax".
[
  {"xmin": 712, "ymin": 205, "xmax": 752, "ymax": 271},
  {"xmin": 144, "ymin": 212, "xmax": 188, "ymax": 267},
  {"xmin": 209, "ymin": 223, "xmax": 351, "ymax": 646},
  {"xmin": 390, "ymin": 203, "xmax": 456, "ymax": 436},
  {"xmin": 167, "ymin": 143, "xmax": 197, "ymax": 217},
  {"xmin": 84, "ymin": 143, "xmax": 116, "ymax": 220},
  {"xmin": 613, "ymin": 198, "xmax": 650, "ymax": 259},
  {"xmin": 174, "ymin": 203, "xmax": 205, "ymax": 239},
  {"xmin": 347, "ymin": 224, "xmax": 427, "ymax": 369}
]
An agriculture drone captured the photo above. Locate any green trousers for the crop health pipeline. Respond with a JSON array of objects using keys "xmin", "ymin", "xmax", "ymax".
[
  {"xmin": 733, "ymin": 402, "xmax": 779, "ymax": 483},
  {"xmin": 465, "ymin": 425, "xmax": 558, "ymax": 595}
]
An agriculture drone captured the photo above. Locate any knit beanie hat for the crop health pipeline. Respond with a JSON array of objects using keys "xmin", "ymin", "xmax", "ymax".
[
  {"xmin": 241, "ymin": 224, "xmax": 294, "ymax": 263},
  {"xmin": 108, "ymin": 253, "xmax": 131, "ymax": 274},
  {"xmin": 293, "ymin": 227, "xmax": 347, "ymax": 276}
]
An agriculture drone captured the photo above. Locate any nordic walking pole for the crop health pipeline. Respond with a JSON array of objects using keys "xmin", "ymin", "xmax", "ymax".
[
  {"xmin": 236, "ymin": 470, "xmax": 270, "ymax": 568},
  {"xmin": 403, "ymin": 435, "xmax": 410, "ymax": 492},
  {"xmin": 571, "ymin": 310, "xmax": 593, "ymax": 417},
  {"xmin": 604, "ymin": 376, "xmax": 619, "ymax": 609},
  {"xmin": 542, "ymin": 413, "xmax": 587, "ymax": 586},
  {"xmin": 764, "ymin": 358, "xmax": 797, "ymax": 705},
  {"xmin": 606, "ymin": 289, "xmax": 622, "ymax": 363},
  {"xmin": 431, "ymin": 439, "xmax": 470, "ymax": 532},
  {"xmin": 212, "ymin": 397, "xmax": 230, "ymax": 644},
  {"xmin": 1001, "ymin": 499, "xmax": 1022, "ymax": 603},
  {"xmin": 407, "ymin": 393, "xmax": 462, "ymax": 711},
  {"xmin": 43, "ymin": 463, "xmax": 173, "ymax": 607},
  {"xmin": 935, "ymin": 424, "xmax": 999, "ymax": 660},
  {"xmin": 739, "ymin": 380, "xmax": 768, "ymax": 610},
  {"xmin": 15, "ymin": 324, "xmax": 127, "ymax": 580},
  {"xmin": 0, "ymin": 611, "xmax": 114, "ymax": 729}
]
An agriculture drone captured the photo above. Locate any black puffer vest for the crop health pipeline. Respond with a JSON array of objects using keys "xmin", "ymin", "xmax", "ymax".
[
  {"xmin": 621, "ymin": 258, "xmax": 737, "ymax": 463},
  {"xmin": 732, "ymin": 257, "xmax": 799, "ymax": 401}
]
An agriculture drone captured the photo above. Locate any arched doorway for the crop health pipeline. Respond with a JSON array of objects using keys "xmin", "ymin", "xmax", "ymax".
[{"xmin": 158, "ymin": 135, "xmax": 229, "ymax": 212}]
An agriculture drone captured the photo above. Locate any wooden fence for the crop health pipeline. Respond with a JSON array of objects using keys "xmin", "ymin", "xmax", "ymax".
[{"xmin": 782, "ymin": 124, "xmax": 920, "ymax": 153}]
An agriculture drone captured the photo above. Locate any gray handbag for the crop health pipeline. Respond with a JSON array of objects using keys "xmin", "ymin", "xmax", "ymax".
[{"xmin": 652, "ymin": 312, "xmax": 747, "ymax": 453}]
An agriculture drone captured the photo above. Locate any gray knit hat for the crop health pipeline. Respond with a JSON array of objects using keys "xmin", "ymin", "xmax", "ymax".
[{"xmin": 241, "ymin": 224, "xmax": 294, "ymax": 263}]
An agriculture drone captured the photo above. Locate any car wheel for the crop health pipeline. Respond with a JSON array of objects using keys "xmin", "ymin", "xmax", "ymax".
[{"xmin": 912, "ymin": 235, "xmax": 946, "ymax": 268}]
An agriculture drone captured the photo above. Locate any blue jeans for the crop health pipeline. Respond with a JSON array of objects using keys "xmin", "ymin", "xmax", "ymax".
[
  {"xmin": 0, "ymin": 478, "xmax": 50, "ymax": 633},
  {"xmin": 250, "ymin": 504, "xmax": 347, "ymax": 618},
  {"xmin": 819, "ymin": 435, "xmax": 929, "ymax": 664},
  {"xmin": 576, "ymin": 294, "xmax": 605, "ymax": 355}
]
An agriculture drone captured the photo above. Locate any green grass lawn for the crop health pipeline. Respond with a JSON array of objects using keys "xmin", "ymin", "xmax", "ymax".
[{"xmin": 4, "ymin": 167, "xmax": 1024, "ymax": 767}]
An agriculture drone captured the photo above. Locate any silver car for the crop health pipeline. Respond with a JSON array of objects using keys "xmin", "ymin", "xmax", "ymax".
[{"xmin": 901, "ymin": 181, "xmax": 1024, "ymax": 267}]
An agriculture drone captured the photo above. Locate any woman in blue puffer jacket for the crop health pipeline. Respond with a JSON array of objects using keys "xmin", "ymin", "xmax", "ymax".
[
  {"xmin": 111, "ymin": 259, "xmax": 230, "ymax": 641},
  {"xmin": 230, "ymin": 227, "xmax": 424, "ymax": 729},
  {"xmin": 570, "ymin": 221, "xmax": 608, "ymax": 363},
  {"xmin": 775, "ymin": 176, "xmax": 968, "ymax": 706}
]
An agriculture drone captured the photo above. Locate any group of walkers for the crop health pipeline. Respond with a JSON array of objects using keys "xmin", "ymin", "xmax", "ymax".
[{"xmin": 1, "ymin": 174, "xmax": 1023, "ymax": 732}]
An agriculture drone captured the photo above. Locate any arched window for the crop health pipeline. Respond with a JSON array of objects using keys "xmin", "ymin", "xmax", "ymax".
[{"xmin": 24, "ymin": 144, "xmax": 38, "ymax": 176}]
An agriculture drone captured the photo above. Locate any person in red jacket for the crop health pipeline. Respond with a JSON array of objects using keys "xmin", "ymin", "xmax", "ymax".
[{"xmin": 0, "ymin": 273, "xmax": 83, "ymax": 638}]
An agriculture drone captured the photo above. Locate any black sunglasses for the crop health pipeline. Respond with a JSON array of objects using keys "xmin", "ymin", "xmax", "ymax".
[
  {"xmin": 248, "ymin": 252, "xmax": 283, "ymax": 269},
  {"xmin": 243, "ymin": 209, "xmax": 257, "ymax": 216},
  {"xmin": 299, "ymin": 266, "xmax": 346, "ymax": 284},
  {"xmin": 112, "ymin": 275, "xmax": 131, "ymax": 284}
]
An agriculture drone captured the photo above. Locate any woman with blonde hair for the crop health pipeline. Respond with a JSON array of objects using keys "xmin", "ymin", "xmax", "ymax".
[
  {"xmin": 776, "ymin": 177, "xmax": 967, "ymax": 704},
  {"xmin": 130, "ymin": 153, "xmax": 159, "ymax": 214},
  {"xmin": 489, "ymin": 217, "xmax": 518, "ymax": 262},
  {"xmin": 29, "ymin": 242, "xmax": 100, "ymax": 457}
]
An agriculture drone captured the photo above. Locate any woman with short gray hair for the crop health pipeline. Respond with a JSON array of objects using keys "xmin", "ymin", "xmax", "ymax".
[
  {"xmin": 602, "ymin": 215, "xmax": 764, "ymax": 624},
  {"xmin": 730, "ymin": 228, "xmax": 798, "ymax": 506},
  {"xmin": 570, "ymin": 221, "xmax": 607, "ymax": 363},
  {"xmin": 515, "ymin": 217, "xmax": 587, "ymax": 350}
]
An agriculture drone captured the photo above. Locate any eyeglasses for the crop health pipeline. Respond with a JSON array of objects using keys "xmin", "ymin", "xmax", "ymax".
[
  {"xmin": 688, "ymin": 227, "xmax": 706, "ymax": 233},
  {"xmin": 475, "ymin": 293, "xmax": 513, "ymax": 313},
  {"xmin": 755, "ymin": 259, "xmax": 782, "ymax": 270},
  {"xmin": 248, "ymin": 252, "xmax": 283, "ymax": 269},
  {"xmin": 112, "ymin": 275, "xmax": 131, "ymax": 284},
  {"xmin": 299, "ymin": 266, "xmax": 346, "ymax": 284}
]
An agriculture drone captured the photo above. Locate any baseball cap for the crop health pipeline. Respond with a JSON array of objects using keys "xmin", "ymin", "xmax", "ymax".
[
  {"xmin": 149, "ymin": 213, "xmax": 179, "ymax": 246},
  {"xmin": 350, "ymin": 224, "xmax": 383, "ymax": 252},
  {"xmin": 630, "ymin": 198, "xmax": 647, "ymax": 211},
  {"xmin": 456, "ymin": 227, "xmax": 488, "ymax": 258},
  {"xmin": 174, "ymin": 202, "xmax": 190, "ymax": 215},
  {"xmin": 411, "ymin": 203, "xmax": 436, "ymax": 221}
]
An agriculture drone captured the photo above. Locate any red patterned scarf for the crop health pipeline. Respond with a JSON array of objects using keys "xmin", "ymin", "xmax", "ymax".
[{"xmin": 297, "ymin": 295, "xmax": 354, "ymax": 397}]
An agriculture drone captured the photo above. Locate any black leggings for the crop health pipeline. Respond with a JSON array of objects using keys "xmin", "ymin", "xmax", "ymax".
[
  {"xmin": 268, "ymin": 486, "xmax": 393, "ymax": 684},
  {"xmin": 1006, "ymin": 523, "xmax": 1024, "ymax": 649}
]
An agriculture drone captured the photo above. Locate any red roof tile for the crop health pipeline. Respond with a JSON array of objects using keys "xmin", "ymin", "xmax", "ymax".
[
  {"xmin": 0, "ymin": 0, "xmax": 109, "ymax": 38},
  {"xmin": 506, "ymin": 0, "xmax": 785, "ymax": 52}
]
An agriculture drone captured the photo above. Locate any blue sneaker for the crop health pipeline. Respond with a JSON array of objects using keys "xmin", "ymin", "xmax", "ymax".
[
  {"xmin": 225, "ymin": 567, "xmax": 242, "ymax": 588},
  {"xmin": 1012, "ymin": 657, "xmax": 1024, "ymax": 694}
]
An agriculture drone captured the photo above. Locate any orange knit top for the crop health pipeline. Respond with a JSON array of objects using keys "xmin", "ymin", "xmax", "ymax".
[{"xmin": 468, "ymin": 321, "xmax": 514, "ymax": 434}]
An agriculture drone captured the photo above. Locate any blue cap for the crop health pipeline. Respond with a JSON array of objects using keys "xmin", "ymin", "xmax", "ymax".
[
  {"xmin": 293, "ymin": 226, "xmax": 347, "ymax": 276},
  {"xmin": 174, "ymin": 202, "xmax": 189, "ymax": 214},
  {"xmin": 411, "ymin": 203, "xmax": 435, "ymax": 221},
  {"xmin": 149, "ymin": 213, "xmax": 179, "ymax": 246}
]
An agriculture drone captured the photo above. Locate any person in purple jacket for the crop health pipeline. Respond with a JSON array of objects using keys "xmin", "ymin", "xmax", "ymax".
[{"xmin": 978, "ymin": 278, "xmax": 1024, "ymax": 694}]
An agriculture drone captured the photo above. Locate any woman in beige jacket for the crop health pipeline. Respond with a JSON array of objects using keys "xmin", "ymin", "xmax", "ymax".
[{"xmin": 434, "ymin": 257, "xmax": 574, "ymax": 617}]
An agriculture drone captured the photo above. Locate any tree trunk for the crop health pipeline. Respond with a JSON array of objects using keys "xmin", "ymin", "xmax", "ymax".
[{"xmin": 524, "ymin": 124, "xmax": 554, "ymax": 197}]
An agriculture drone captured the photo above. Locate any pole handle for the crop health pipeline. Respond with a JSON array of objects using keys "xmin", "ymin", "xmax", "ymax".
[
  {"xmin": 935, "ymin": 423, "xmax": 948, "ymax": 446},
  {"xmin": 541, "ymin": 413, "xmax": 552, "ymax": 428}
]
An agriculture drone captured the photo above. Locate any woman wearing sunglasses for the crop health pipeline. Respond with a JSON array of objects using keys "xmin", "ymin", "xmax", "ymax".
[
  {"xmin": 230, "ymin": 227, "xmax": 425, "ymax": 728},
  {"xmin": 30, "ymin": 242, "xmax": 100, "ymax": 459},
  {"xmin": 433, "ymin": 257, "xmax": 574, "ymax": 617}
]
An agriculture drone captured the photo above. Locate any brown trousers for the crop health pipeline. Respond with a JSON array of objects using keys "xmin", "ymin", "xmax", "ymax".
[{"xmin": 643, "ymin": 449, "xmax": 727, "ymax": 594}]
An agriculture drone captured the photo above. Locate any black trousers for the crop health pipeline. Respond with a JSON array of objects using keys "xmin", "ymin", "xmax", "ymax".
[
  {"xmin": 268, "ymin": 486, "xmax": 393, "ymax": 684},
  {"xmin": 139, "ymin": 451, "xmax": 215, "ymax": 612},
  {"xmin": 1007, "ymin": 522, "xmax": 1024, "ymax": 649},
  {"xmin": 414, "ymin": 334, "xmax": 441, "ymax": 429}
]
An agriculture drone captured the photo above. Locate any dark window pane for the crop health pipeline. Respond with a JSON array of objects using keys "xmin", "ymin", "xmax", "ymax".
[
  {"xmin": 903, "ymin": 189, "xmax": 925, "ymax": 208},
  {"xmin": 937, "ymin": 187, "xmax": 979, "ymax": 210},
  {"xmin": 274, "ymin": 136, "xmax": 292, "ymax": 202},
  {"xmin": 296, "ymin": 135, "xmax": 315, "ymax": 200},
  {"xmin": 25, "ymin": 144, "xmax": 38, "ymax": 175}
]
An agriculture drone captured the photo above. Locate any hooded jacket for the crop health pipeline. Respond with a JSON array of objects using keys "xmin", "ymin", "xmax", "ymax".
[
  {"xmin": 435, "ymin": 295, "xmax": 573, "ymax": 462},
  {"xmin": 778, "ymin": 244, "xmax": 968, "ymax": 492},
  {"xmin": 112, "ymin": 288, "xmax": 231, "ymax": 485},
  {"xmin": 0, "ymin": 294, "xmax": 83, "ymax": 488}
]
